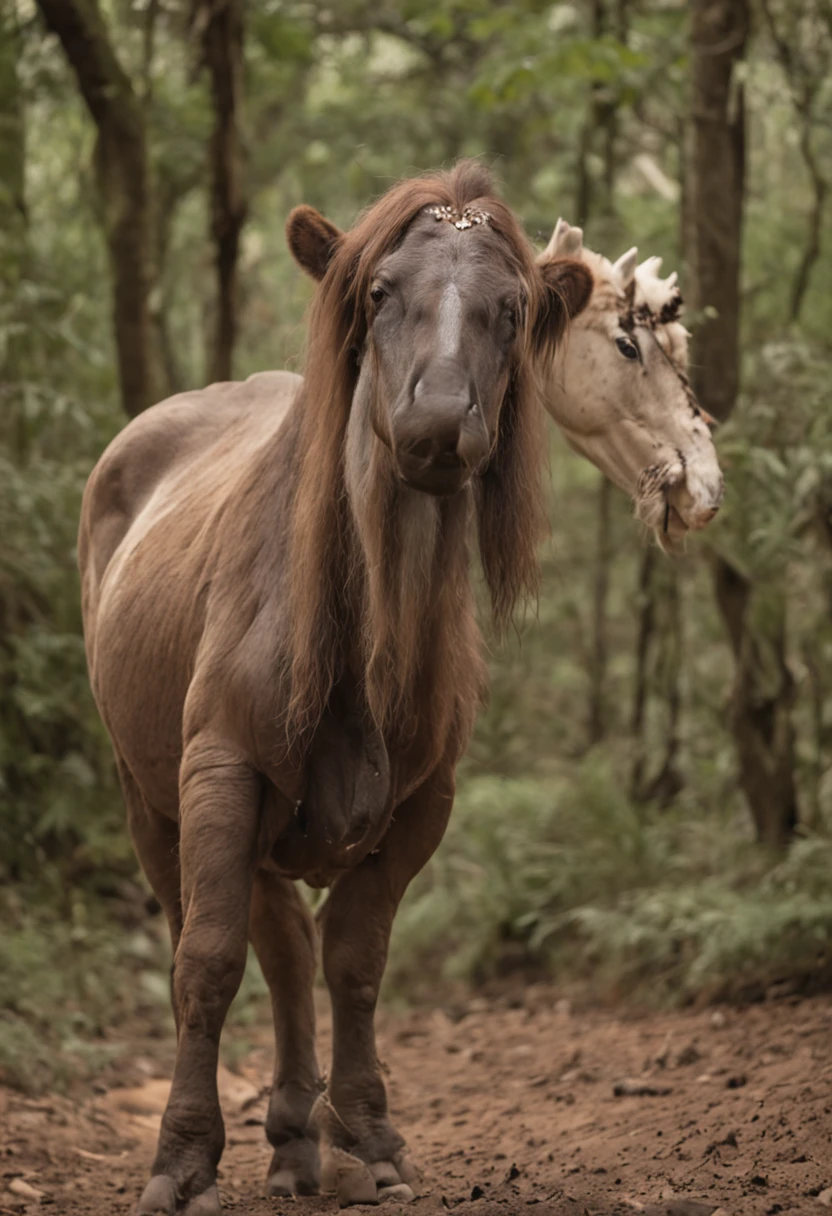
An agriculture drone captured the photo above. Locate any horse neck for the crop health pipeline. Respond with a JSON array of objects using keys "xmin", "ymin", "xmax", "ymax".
[
  {"xmin": 541, "ymin": 333, "xmax": 579, "ymax": 430},
  {"xmin": 542, "ymin": 290, "xmax": 610, "ymax": 428},
  {"xmin": 343, "ymin": 370, "xmax": 484, "ymax": 752}
]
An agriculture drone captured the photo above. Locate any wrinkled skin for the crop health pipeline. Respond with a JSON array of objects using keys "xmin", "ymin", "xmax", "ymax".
[{"xmin": 539, "ymin": 220, "xmax": 724, "ymax": 552}]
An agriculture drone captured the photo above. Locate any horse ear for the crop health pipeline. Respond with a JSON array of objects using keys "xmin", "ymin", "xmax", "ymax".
[
  {"xmin": 612, "ymin": 246, "xmax": 638, "ymax": 291},
  {"xmin": 543, "ymin": 217, "xmax": 584, "ymax": 260},
  {"xmin": 532, "ymin": 257, "xmax": 593, "ymax": 353},
  {"xmin": 540, "ymin": 257, "xmax": 593, "ymax": 319},
  {"xmin": 286, "ymin": 205, "xmax": 344, "ymax": 281}
]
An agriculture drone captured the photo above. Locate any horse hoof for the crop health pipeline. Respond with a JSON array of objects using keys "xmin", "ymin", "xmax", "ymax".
[
  {"xmin": 393, "ymin": 1152, "xmax": 422, "ymax": 1188},
  {"xmin": 336, "ymin": 1159, "xmax": 379, "ymax": 1208},
  {"xmin": 267, "ymin": 1136, "xmax": 320, "ymax": 1196},
  {"xmin": 183, "ymin": 1185, "xmax": 222, "ymax": 1216},
  {"xmin": 380, "ymin": 1184, "xmax": 415, "ymax": 1204},
  {"xmin": 137, "ymin": 1175, "xmax": 177, "ymax": 1215},
  {"xmin": 370, "ymin": 1161, "xmax": 400, "ymax": 1188},
  {"xmin": 268, "ymin": 1169, "xmax": 296, "ymax": 1198},
  {"xmin": 267, "ymin": 1168, "xmax": 318, "ymax": 1198}
]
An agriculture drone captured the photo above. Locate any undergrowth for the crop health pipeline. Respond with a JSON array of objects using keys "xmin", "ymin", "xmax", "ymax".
[
  {"xmin": 4, "ymin": 761, "xmax": 832, "ymax": 1093},
  {"xmin": 0, "ymin": 890, "xmax": 169, "ymax": 1093},
  {"xmin": 0, "ymin": 888, "xmax": 273, "ymax": 1093},
  {"xmin": 387, "ymin": 763, "xmax": 832, "ymax": 1005}
]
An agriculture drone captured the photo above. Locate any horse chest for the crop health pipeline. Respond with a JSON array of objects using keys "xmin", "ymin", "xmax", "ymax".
[
  {"xmin": 259, "ymin": 702, "xmax": 390, "ymax": 879},
  {"xmin": 258, "ymin": 702, "xmax": 448, "ymax": 884}
]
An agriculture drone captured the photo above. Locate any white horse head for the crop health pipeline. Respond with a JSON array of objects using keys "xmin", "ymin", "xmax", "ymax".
[{"xmin": 539, "ymin": 219, "xmax": 723, "ymax": 552}]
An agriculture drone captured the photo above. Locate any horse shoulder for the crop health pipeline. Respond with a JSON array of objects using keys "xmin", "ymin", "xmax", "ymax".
[{"xmin": 79, "ymin": 372, "xmax": 302, "ymax": 604}]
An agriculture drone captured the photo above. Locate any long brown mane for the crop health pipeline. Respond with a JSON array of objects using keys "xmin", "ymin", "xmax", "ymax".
[{"xmin": 286, "ymin": 161, "xmax": 551, "ymax": 750}]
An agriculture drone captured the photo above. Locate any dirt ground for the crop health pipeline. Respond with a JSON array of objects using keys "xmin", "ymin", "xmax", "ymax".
[{"xmin": 2, "ymin": 989, "xmax": 831, "ymax": 1216}]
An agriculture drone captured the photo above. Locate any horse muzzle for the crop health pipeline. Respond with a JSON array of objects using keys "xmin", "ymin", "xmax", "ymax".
[
  {"xmin": 393, "ymin": 394, "xmax": 489, "ymax": 497},
  {"xmin": 666, "ymin": 463, "xmax": 724, "ymax": 535},
  {"xmin": 637, "ymin": 457, "xmax": 724, "ymax": 552}
]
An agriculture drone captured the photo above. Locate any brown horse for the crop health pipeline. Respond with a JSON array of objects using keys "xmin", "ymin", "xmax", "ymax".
[{"xmin": 79, "ymin": 161, "xmax": 591, "ymax": 1215}]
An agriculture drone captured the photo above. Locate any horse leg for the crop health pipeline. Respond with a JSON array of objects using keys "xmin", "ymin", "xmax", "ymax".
[
  {"xmin": 248, "ymin": 872, "xmax": 323, "ymax": 1197},
  {"xmin": 318, "ymin": 768, "xmax": 455, "ymax": 1205},
  {"xmin": 116, "ymin": 757, "xmax": 183, "ymax": 1022},
  {"xmin": 137, "ymin": 746, "xmax": 260, "ymax": 1216}
]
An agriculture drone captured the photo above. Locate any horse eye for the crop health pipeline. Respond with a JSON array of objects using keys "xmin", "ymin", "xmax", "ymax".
[
  {"xmin": 505, "ymin": 296, "xmax": 523, "ymax": 328},
  {"xmin": 370, "ymin": 285, "xmax": 386, "ymax": 307},
  {"xmin": 615, "ymin": 335, "xmax": 639, "ymax": 360}
]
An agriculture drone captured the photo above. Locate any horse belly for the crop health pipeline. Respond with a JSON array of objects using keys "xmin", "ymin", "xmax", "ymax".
[{"xmin": 89, "ymin": 522, "xmax": 207, "ymax": 815}]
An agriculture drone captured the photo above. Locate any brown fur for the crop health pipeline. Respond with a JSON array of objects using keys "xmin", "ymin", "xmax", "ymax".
[
  {"xmin": 286, "ymin": 204, "xmax": 344, "ymax": 280},
  {"xmin": 538, "ymin": 256, "xmax": 594, "ymax": 323}
]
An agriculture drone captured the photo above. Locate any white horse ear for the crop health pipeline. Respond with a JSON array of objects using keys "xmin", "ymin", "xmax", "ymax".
[
  {"xmin": 637, "ymin": 255, "xmax": 663, "ymax": 280},
  {"xmin": 543, "ymin": 217, "xmax": 583, "ymax": 260},
  {"xmin": 613, "ymin": 246, "xmax": 638, "ymax": 288},
  {"xmin": 636, "ymin": 257, "xmax": 683, "ymax": 315}
]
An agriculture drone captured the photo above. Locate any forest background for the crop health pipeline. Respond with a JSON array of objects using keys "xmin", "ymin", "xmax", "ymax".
[{"xmin": 2, "ymin": 0, "xmax": 832, "ymax": 1093}]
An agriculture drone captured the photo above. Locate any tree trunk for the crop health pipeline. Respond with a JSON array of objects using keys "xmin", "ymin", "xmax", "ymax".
[
  {"xmin": 575, "ymin": 0, "xmax": 622, "ymax": 225},
  {"xmin": 0, "ymin": 0, "xmax": 28, "ymax": 462},
  {"xmin": 684, "ymin": 0, "xmax": 747, "ymax": 423},
  {"xmin": 36, "ymin": 0, "xmax": 159, "ymax": 417},
  {"xmin": 152, "ymin": 178, "xmax": 190, "ymax": 398},
  {"xmin": 630, "ymin": 547, "xmax": 656, "ymax": 798},
  {"xmin": 587, "ymin": 476, "xmax": 612, "ymax": 745},
  {"xmin": 194, "ymin": 0, "xmax": 247, "ymax": 384},
  {"xmin": 645, "ymin": 558, "xmax": 683, "ymax": 807},
  {"xmin": 0, "ymin": 0, "xmax": 26, "ymax": 284},
  {"xmin": 789, "ymin": 122, "xmax": 826, "ymax": 323},
  {"xmin": 713, "ymin": 560, "xmax": 798, "ymax": 848},
  {"xmin": 685, "ymin": 0, "xmax": 799, "ymax": 847},
  {"xmin": 758, "ymin": 0, "xmax": 829, "ymax": 324},
  {"xmin": 630, "ymin": 550, "xmax": 683, "ymax": 806},
  {"xmin": 802, "ymin": 634, "xmax": 825, "ymax": 831}
]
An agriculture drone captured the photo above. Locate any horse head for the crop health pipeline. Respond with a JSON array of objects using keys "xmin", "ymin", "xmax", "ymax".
[{"xmin": 538, "ymin": 219, "xmax": 723, "ymax": 553}]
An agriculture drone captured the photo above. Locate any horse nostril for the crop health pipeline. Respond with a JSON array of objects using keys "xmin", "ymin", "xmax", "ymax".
[
  {"xmin": 404, "ymin": 435, "xmax": 464, "ymax": 468},
  {"xmin": 436, "ymin": 441, "xmax": 462, "ymax": 468},
  {"xmin": 407, "ymin": 438, "xmax": 433, "ymax": 463}
]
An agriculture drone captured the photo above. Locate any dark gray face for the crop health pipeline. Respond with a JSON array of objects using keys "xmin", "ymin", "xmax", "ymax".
[{"xmin": 366, "ymin": 213, "xmax": 523, "ymax": 496}]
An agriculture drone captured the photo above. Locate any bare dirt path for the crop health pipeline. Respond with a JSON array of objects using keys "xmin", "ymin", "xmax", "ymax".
[{"xmin": 2, "ymin": 991, "xmax": 831, "ymax": 1216}]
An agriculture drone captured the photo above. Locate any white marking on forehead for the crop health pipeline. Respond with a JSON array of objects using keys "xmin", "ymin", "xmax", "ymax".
[{"xmin": 437, "ymin": 281, "xmax": 462, "ymax": 358}]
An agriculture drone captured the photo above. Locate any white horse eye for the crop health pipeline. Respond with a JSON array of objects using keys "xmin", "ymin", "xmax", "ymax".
[{"xmin": 615, "ymin": 335, "xmax": 639, "ymax": 361}]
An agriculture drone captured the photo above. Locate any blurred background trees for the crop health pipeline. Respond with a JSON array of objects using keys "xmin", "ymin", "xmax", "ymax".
[{"xmin": 4, "ymin": 0, "xmax": 832, "ymax": 1088}]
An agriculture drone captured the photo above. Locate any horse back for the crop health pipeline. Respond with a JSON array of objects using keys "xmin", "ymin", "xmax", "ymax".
[{"xmin": 79, "ymin": 371, "xmax": 301, "ymax": 611}]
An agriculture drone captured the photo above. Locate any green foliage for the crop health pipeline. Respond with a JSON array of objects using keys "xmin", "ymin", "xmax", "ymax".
[
  {"xmin": 389, "ymin": 771, "xmax": 832, "ymax": 1003},
  {"xmin": 0, "ymin": 888, "xmax": 170, "ymax": 1092},
  {"xmin": 388, "ymin": 762, "xmax": 672, "ymax": 983},
  {"xmin": 0, "ymin": 272, "xmax": 124, "ymax": 887},
  {"xmin": 566, "ymin": 838, "xmax": 832, "ymax": 1001}
]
